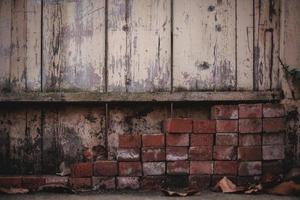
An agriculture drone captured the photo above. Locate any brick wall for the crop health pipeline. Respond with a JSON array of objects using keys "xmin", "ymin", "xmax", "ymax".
[{"xmin": 0, "ymin": 103, "xmax": 286, "ymax": 191}]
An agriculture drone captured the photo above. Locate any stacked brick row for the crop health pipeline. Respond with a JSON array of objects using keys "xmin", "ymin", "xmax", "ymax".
[{"xmin": 0, "ymin": 103, "xmax": 286, "ymax": 191}]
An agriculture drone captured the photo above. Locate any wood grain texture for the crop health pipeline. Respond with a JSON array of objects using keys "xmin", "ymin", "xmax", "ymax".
[
  {"xmin": 107, "ymin": 0, "xmax": 171, "ymax": 92},
  {"xmin": 0, "ymin": 0, "xmax": 11, "ymax": 92},
  {"xmin": 237, "ymin": 0, "xmax": 254, "ymax": 90},
  {"xmin": 254, "ymin": 0, "xmax": 280, "ymax": 91},
  {"xmin": 173, "ymin": 0, "xmax": 236, "ymax": 91},
  {"xmin": 43, "ymin": 0, "xmax": 105, "ymax": 92},
  {"xmin": 281, "ymin": 0, "xmax": 300, "ymax": 68},
  {"xmin": 10, "ymin": 0, "xmax": 41, "ymax": 92}
]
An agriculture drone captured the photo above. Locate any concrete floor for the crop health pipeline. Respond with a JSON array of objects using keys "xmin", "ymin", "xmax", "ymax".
[{"xmin": 0, "ymin": 191, "xmax": 298, "ymax": 200}]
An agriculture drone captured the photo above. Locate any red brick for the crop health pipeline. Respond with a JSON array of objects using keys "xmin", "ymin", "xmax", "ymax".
[
  {"xmin": 216, "ymin": 120, "xmax": 238, "ymax": 132},
  {"xmin": 69, "ymin": 178, "xmax": 92, "ymax": 189},
  {"xmin": 216, "ymin": 133, "xmax": 238, "ymax": 146},
  {"xmin": 141, "ymin": 176, "xmax": 165, "ymax": 190},
  {"xmin": 117, "ymin": 149, "xmax": 140, "ymax": 161},
  {"xmin": 119, "ymin": 162, "xmax": 142, "ymax": 176},
  {"xmin": 142, "ymin": 148, "xmax": 165, "ymax": 162},
  {"xmin": 263, "ymin": 145, "xmax": 285, "ymax": 160},
  {"xmin": 239, "ymin": 119, "xmax": 262, "ymax": 133},
  {"xmin": 214, "ymin": 161, "xmax": 238, "ymax": 175},
  {"xmin": 119, "ymin": 134, "xmax": 141, "ymax": 148},
  {"xmin": 263, "ymin": 133, "xmax": 285, "ymax": 145},
  {"xmin": 22, "ymin": 176, "xmax": 46, "ymax": 190},
  {"xmin": 238, "ymin": 146, "xmax": 262, "ymax": 161},
  {"xmin": 190, "ymin": 161, "xmax": 213, "ymax": 174},
  {"xmin": 193, "ymin": 120, "xmax": 216, "ymax": 133},
  {"xmin": 143, "ymin": 162, "xmax": 165, "ymax": 176},
  {"xmin": 142, "ymin": 134, "xmax": 165, "ymax": 147},
  {"xmin": 189, "ymin": 175, "xmax": 211, "ymax": 190},
  {"xmin": 238, "ymin": 161, "xmax": 262, "ymax": 176},
  {"xmin": 0, "ymin": 176, "xmax": 22, "ymax": 188},
  {"xmin": 211, "ymin": 175, "xmax": 237, "ymax": 186},
  {"xmin": 71, "ymin": 162, "xmax": 93, "ymax": 178},
  {"xmin": 166, "ymin": 147, "xmax": 188, "ymax": 161},
  {"xmin": 189, "ymin": 146, "xmax": 213, "ymax": 161},
  {"xmin": 211, "ymin": 105, "xmax": 238, "ymax": 120},
  {"xmin": 166, "ymin": 133, "xmax": 189, "ymax": 146},
  {"xmin": 191, "ymin": 134, "xmax": 214, "ymax": 146},
  {"xmin": 263, "ymin": 104, "xmax": 285, "ymax": 118},
  {"xmin": 239, "ymin": 134, "xmax": 261, "ymax": 146},
  {"xmin": 263, "ymin": 160, "xmax": 283, "ymax": 174},
  {"xmin": 117, "ymin": 177, "xmax": 140, "ymax": 189},
  {"xmin": 239, "ymin": 104, "xmax": 262, "ymax": 118},
  {"xmin": 92, "ymin": 177, "xmax": 115, "ymax": 189},
  {"xmin": 263, "ymin": 118, "xmax": 285, "ymax": 133},
  {"xmin": 167, "ymin": 161, "xmax": 189, "ymax": 174},
  {"xmin": 213, "ymin": 146, "xmax": 237, "ymax": 160},
  {"xmin": 94, "ymin": 160, "xmax": 117, "ymax": 176},
  {"xmin": 164, "ymin": 118, "xmax": 193, "ymax": 133}
]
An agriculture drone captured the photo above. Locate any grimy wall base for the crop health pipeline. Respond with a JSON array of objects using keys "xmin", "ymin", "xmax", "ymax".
[{"xmin": 0, "ymin": 103, "xmax": 287, "ymax": 191}]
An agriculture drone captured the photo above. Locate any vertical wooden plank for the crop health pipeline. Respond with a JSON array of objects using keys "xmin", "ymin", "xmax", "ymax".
[
  {"xmin": 10, "ymin": 0, "xmax": 41, "ymax": 92},
  {"xmin": 107, "ymin": 0, "xmax": 127, "ymax": 92},
  {"xmin": 42, "ymin": 106, "xmax": 60, "ymax": 174},
  {"xmin": 173, "ymin": 0, "xmax": 236, "ymax": 91},
  {"xmin": 43, "ymin": 0, "xmax": 105, "ymax": 92},
  {"xmin": 107, "ymin": 0, "xmax": 171, "ymax": 92},
  {"xmin": 10, "ymin": 0, "xmax": 27, "ymax": 92},
  {"xmin": 282, "ymin": 0, "xmax": 300, "ymax": 67},
  {"xmin": 23, "ymin": 107, "xmax": 42, "ymax": 174},
  {"xmin": 237, "ymin": 0, "xmax": 254, "ymax": 90},
  {"xmin": 26, "ymin": 0, "xmax": 42, "ymax": 91},
  {"xmin": 127, "ymin": 0, "xmax": 171, "ymax": 92},
  {"xmin": 0, "ymin": 106, "xmax": 10, "ymax": 174},
  {"xmin": 254, "ymin": 0, "xmax": 280, "ymax": 90},
  {"xmin": 0, "ymin": 0, "xmax": 11, "ymax": 92},
  {"xmin": 8, "ymin": 107, "xmax": 26, "ymax": 174}
]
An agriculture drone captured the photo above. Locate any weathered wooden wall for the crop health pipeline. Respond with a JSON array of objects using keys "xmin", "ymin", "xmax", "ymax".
[
  {"xmin": 0, "ymin": 0, "xmax": 282, "ymax": 93},
  {"xmin": 0, "ymin": 0, "xmax": 299, "ymax": 174}
]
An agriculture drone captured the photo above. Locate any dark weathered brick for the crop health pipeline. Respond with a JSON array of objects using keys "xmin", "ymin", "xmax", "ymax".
[
  {"xmin": 216, "ymin": 120, "xmax": 238, "ymax": 132},
  {"xmin": 191, "ymin": 134, "xmax": 214, "ymax": 146},
  {"xmin": 239, "ymin": 104, "xmax": 262, "ymax": 118},
  {"xmin": 211, "ymin": 105, "xmax": 238, "ymax": 119},
  {"xmin": 142, "ymin": 134, "xmax": 165, "ymax": 147},
  {"xmin": 164, "ymin": 118, "xmax": 193, "ymax": 133},
  {"xmin": 94, "ymin": 161, "xmax": 118, "ymax": 176},
  {"xmin": 193, "ymin": 120, "xmax": 216, "ymax": 133},
  {"xmin": 190, "ymin": 161, "xmax": 213, "ymax": 175},
  {"xmin": 189, "ymin": 146, "xmax": 213, "ymax": 161},
  {"xmin": 166, "ymin": 133, "xmax": 189, "ymax": 146}
]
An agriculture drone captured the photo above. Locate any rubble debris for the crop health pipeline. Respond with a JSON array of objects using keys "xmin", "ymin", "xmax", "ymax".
[
  {"xmin": 161, "ymin": 188, "xmax": 199, "ymax": 197},
  {"xmin": 285, "ymin": 168, "xmax": 300, "ymax": 183},
  {"xmin": 212, "ymin": 177, "xmax": 245, "ymax": 193},
  {"xmin": 268, "ymin": 181, "xmax": 300, "ymax": 196},
  {"xmin": 0, "ymin": 187, "xmax": 29, "ymax": 194}
]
